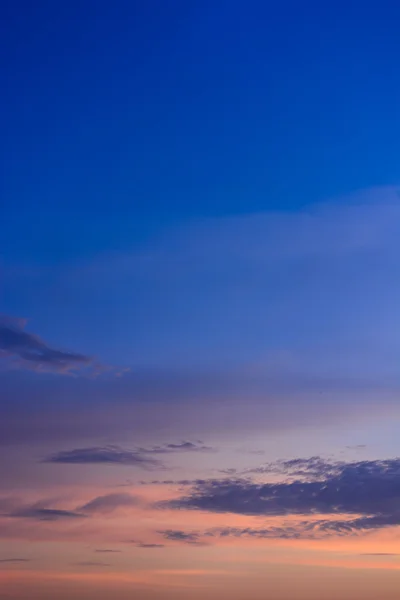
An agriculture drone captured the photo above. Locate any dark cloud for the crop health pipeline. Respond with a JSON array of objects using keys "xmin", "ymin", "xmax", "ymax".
[
  {"xmin": 162, "ymin": 458, "xmax": 400, "ymax": 537},
  {"xmin": 43, "ymin": 441, "xmax": 214, "ymax": 469},
  {"xmin": 136, "ymin": 543, "xmax": 165, "ymax": 548},
  {"xmin": 94, "ymin": 549, "xmax": 122, "ymax": 553},
  {"xmin": 0, "ymin": 318, "xmax": 92, "ymax": 374},
  {"xmin": 140, "ymin": 479, "xmax": 207, "ymax": 486},
  {"xmin": 43, "ymin": 445, "xmax": 162, "ymax": 468},
  {"xmin": 80, "ymin": 493, "xmax": 142, "ymax": 514},
  {"xmin": 8, "ymin": 507, "xmax": 86, "ymax": 521},
  {"xmin": 124, "ymin": 538, "xmax": 165, "ymax": 548},
  {"xmin": 158, "ymin": 530, "xmax": 202, "ymax": 544},
  {"xmin": 218, "ymin": 468, "xmax": 239, "ymax": 475},
  {"xmin": 0, "ymin": 558, "xmax": 31, "ymax": 563}
]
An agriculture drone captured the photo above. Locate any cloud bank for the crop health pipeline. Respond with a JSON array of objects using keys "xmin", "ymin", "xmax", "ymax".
[{"xmin": 163, "ymin": 457, "xmax": 400, "ymax": 537}]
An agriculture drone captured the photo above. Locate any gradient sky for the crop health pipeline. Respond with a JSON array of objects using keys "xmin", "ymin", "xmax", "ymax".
[{"xmin": 2, "ymin": 2, "xmax": 400, "ymax": 599}]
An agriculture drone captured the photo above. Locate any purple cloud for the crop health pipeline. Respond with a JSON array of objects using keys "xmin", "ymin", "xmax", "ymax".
[
  {"xmin": 8, "ymin": 507, "xmax": 86, "ymax": 521},
  {"xmin": 162, "ymin": 457, "xmax": 400, "ymax": 536},
  {"xmin": 0, "ymin": 317, "xmax": 92, "ymax": 375},
  {"xmin": 43, "ymin": 445, "xmax": 162, "ymax": 468}
]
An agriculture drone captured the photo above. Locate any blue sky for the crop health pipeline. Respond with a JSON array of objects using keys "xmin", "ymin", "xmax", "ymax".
[
  {"xmin": 2, "ymin": 2, "xmax": 400, "ymax": 598},
  {"xmin": 3, "ymin": 1, "xmax": 400, "ymax": 260},
  {"xmin": 3, "ymin": 0, "xmax": 400, "ymax": 357}
]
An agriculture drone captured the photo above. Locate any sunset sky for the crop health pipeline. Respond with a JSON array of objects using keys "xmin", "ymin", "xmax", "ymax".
[{"xmin": 2, "ymin": 2, "xmax": 400, "ymax": 599}]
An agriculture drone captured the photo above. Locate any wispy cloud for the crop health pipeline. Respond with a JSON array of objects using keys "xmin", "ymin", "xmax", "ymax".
[
  {"xmin": 141, "ymin": 441, "xmax": 215, "ymax": 454},
  {"xmin": 0, "ymin": 317, "xmax": 92, "ymax": 375},
  {"xmin": 43, "ymin": 445, "xmax": 162, "ymax": 468},
  {"xmin": 43, "ymin": 441, "xmax": 215, "ymax": 468},
  {"xmin": 136, "ymin": 543, "xmax": 165, "ymax": 548},
  {"xmin": 7, "ymin": 507, "xmax": 86, "ymax": 521},
  {"xmin": 0, "ymin": 558, "xmax": 31, "ymax": 563},
  {"xmin": 158, "ymin": 530, "xmax": 203, "ymax": 545},
  {"xmin": 80, "ymin": 493, "xmax": 142, "ymax": 514}
]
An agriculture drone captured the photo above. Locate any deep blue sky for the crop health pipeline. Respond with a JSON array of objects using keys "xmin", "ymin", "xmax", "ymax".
[{"xmin": 3, "ymin": 1, "xmax": 400, "ymax": 264}]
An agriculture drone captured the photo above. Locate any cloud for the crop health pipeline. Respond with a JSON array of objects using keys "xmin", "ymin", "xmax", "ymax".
[
  {"xmin": 244, "ymin": 456, "xmax": 345, "ymax": 479},
  {"xmin": 136, "ymin": 543, "xmax": 165, "ymax": 548},
  {"xmin": 2, "ymin": 494, "xmax": 141, "ymax": 522},
  {"xmin": 43, "ymin": 441, "xmax": 214, "ymax": 469},
  {"xmin": 0, "ymin": 558, "xmax": 31, "ymax": 563},
  {"xmin": 141, "ymin": 441, "xmax": 215, "ymax": 454},
  {"xmin": 80, "ymin": 493, "xmax": 142, "ymax": 514},
  {"xmin": 162, "ymin": 457, "xmax": 400, "ymax": 537},
  {"xmin": 94, "ymin": 549, "xmax": 122, "ymax": 553},
  {"xmin": 207, "ymin": 526, "xmax": 310, "ymax": 541},
  {"xmin": 140, "ymin": 479, "xmax": 207, "ymax": 486},
  {"xmin": 43, "ymin": 445, "xmax": 162, "ymax": 468},
  {"xmin": 158, "ymin": 530, "xmax": 202, "ymax": 545},
  {"xmin": 0, "ymin": 317, "xmax": 92, "ymax": 375},
  {"xmin": 8, "ymin": 507, "xmax": 86, "ymax": 521}
]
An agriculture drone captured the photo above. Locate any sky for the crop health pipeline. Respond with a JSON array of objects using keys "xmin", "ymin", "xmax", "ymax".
[{"xmin": 2, "ymin": 1, "xmax": 400, "ymax": 598}]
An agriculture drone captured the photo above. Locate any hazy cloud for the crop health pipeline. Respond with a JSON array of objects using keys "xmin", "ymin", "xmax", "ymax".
[
  {"xmin": 80, "ymin": 493, "xmax": 142, "ymax": 514},
  {"xmin": 8, "ymin": 507, "xmax": 86, "ymax": 521},
  {"xmin": 0, "ymin": 558, "xmax": 31, "ymax": 563},
  {"xmin": 360, "ymin": 553, "xmax": 400, "ymax": 556}
]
